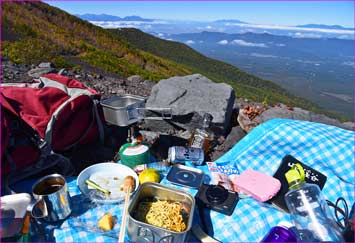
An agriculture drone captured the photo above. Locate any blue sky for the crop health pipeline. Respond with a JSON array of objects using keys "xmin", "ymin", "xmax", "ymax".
[{"xmin": 45, "ymin": 1, "xmax": 354, "ymax": 27}]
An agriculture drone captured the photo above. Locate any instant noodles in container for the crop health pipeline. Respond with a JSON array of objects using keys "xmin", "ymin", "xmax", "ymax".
[{"xmin": 127, "ymin": 182, "xmax": 195, "ymax": 242}]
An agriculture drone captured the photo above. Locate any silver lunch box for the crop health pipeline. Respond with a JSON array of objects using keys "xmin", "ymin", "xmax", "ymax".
[
  {"xmin": 127, "ymin": 182, "xmax": 195, "ymax": 242},
  {"xmin": 101, "ymin": 95, "xmax": 172, "ymax": 127},
  {"xmin": 100, "ymin": 94, "xmax": 146, "ymax": 127}
]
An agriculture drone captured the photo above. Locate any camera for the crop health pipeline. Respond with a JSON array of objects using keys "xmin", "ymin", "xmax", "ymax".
[{"xmin": 195, "ymin": 184, "xmax": 239, "ymax": 216}]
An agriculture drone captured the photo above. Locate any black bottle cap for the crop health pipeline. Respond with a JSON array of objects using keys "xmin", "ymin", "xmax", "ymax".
[{"xmin": 202, "ymin": 113, "xmax": 213, "ymax": 128}]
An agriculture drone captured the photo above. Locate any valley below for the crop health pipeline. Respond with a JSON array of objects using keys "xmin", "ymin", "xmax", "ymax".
[{"xmin": 168, "ymin": 32, "xmax": 354, "ymax": 120}]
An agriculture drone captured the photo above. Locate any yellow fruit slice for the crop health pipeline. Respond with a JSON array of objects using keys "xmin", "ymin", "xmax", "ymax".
[
  {"xmin": 138, "ymin": 168, "xmax": 160, "ymax": 184},
  {"xmin": 98, "ymin": 213, "xmax": 114, "ymax": 231}
]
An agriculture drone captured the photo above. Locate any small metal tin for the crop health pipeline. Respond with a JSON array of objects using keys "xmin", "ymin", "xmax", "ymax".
[
  {"xmin": 100, "ymin": 95, "xmax": 146, "ymax": 126},
  {"xmin": 167, "ymin": 164, "xmax": 204, "ymax": 189},
  {"xmin": 168, "ymin": 146, "xmax": 204, "ymax": 165},
  {"xmin": 127, "ymin": 182, "xmax": 195, "ymax": 242}
]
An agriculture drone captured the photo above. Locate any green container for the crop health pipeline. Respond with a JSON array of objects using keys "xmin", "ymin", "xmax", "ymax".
[{"xmin": 119, "ymin": 143, "xmax": 150, "ymax": 168}]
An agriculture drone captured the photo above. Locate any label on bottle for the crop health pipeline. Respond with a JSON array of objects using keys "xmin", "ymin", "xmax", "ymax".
[
  {"xmin": 190, "ymin": 129, "xmax": 211, "ymax": 153},
  {"xmin": 191, "ymin": 134, "xmax": 205, "ymax": 148}
]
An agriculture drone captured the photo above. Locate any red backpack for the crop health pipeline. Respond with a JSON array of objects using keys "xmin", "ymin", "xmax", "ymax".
[{"xmin": 1, "ymin": 74, "xmax": 105, "ymax": 179}]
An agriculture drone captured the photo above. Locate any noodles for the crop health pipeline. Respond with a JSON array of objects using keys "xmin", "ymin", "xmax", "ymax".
[{"xmin": 135, "ymin": 200, "xmax": 187, "ymax": 232}]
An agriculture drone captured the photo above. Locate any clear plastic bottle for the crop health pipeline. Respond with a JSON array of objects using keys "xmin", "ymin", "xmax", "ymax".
[
  {"xmin": 189, "ymin": 113, "xmax": 213, "ymax": 153},
  {"xmin": 284, "ymin": 163, "xmax": 344, "ymax": 242}
]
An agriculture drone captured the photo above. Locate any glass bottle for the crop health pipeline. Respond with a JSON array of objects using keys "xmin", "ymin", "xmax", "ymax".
[
  {"xmin": 284, "ymin": 163, "xmax": 344, "ymax": 242},
  {"xmin": 189, "ymin": 113, "xmax": 213, "ymax": 153}
]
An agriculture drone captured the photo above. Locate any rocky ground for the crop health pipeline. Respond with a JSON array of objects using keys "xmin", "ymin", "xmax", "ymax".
[{"xmin": 2, "ymin": 58, "xmax": 353, "ymax": 175}]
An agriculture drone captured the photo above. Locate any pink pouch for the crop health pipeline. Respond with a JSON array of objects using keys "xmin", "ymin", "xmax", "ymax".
[{"xmin": 234, "ymin": 169, "xmax": 281, "ymax": 202}]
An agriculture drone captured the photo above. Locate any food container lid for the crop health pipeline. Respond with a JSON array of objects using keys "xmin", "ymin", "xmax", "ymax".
[{"xmin": 167, "ymin": 164, "xmax": 204, "ymax": 189}]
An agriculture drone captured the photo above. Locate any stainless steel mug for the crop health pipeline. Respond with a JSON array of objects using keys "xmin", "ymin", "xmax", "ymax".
[{"xmin": 31, "ymin": 174, "xmax": 72, "ymax": 222}]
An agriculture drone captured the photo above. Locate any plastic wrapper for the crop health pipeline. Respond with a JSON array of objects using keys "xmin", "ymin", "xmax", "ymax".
[{"xmin": 206, "ymin": 161, "xmax": 240, "ymax": 191}]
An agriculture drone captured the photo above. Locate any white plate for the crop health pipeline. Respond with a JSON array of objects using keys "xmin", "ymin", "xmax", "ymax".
[{"xmin": 77, "ymin": 162, "xmax": 139, "ymax": 203}]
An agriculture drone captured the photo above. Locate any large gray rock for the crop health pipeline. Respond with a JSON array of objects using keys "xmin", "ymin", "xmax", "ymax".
[
  {"xmin": 260, "ymin": 106, "xmax": 309, "ymax": 121},
  {"xmin": 144, "ymin": 74, "xmax": 235, "ymax": 135},
  {"xmin": 259, "ymin": 105, "xmax": 352, "ymax": 130},
  {"xmin": 237, "ymin": 102, "xmax": 354, "ymax": 133}
]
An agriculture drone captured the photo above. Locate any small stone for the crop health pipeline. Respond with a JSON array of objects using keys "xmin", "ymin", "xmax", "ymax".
[
  {"xmin": 38, "ymin": 62, "xmax": 54, "ymax": 68},
  {"xmin": 27, "ymin": 67, "xmax": 55, "ymax": 78},
  {"xmin": 127, "ymin": 75, "xmax": 143, "ymax": 83}
]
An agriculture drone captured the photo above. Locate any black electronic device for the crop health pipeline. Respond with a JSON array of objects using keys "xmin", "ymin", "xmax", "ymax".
[
  {"xmin": 267, "ymin": 155, "xmax": 327, "ymax": 213},
  {"xmin": 195, "ymin": 184, "xmax": 239, "ymax": 216}
]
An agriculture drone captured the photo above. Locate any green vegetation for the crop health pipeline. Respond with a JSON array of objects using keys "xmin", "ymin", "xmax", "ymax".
[{"xmin": 1, "ymin": 1, "xmax": 190, "ymax": 81}]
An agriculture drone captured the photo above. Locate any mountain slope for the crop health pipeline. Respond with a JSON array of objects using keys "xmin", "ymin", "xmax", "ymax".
[
  {"xmin": 112, "ymin": 28, "xmax": 319, "ymax": 111},
  {"xmin": 1, "ymin": 1, "xmax": 190, "ymax": 81}
]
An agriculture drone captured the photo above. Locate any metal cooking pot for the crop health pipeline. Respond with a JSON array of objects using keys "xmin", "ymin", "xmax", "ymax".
[
  {"xmin": 127, "ymin": 182, "xmax": 195, "ymax": 242},
  {"xmin": 100, "ymin": 95, "xmax": 172, "ymax": 127}
]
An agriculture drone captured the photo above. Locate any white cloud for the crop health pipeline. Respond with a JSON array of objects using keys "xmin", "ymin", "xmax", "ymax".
[
  {"xmin": 157, "ymin": 33, "xmax": 164, "ymax": 37},
  {"xmin": 250, "ymin": 53, "xmax": 278, "ymax": 58},
  {"xmin": 206, "ymin": 25, "xmax": 213, "ymax": 29},
  {"xmin": 343, "ymin": 61, "xmax": 354, "ymax": 66},
  {"xmin": 294, "ymin": 32, "xmax": 322, "ymax": 38},
  {"xmin": 217, "ymin": 40, "xmax": 229, "ymax": 45},
  {"xmin": 89, "ymin": 20, "xmax": 167, "ymax": 29},
  {"xmin": 185, "ymin": 40, "xmax": 195, "ymax": 45},
  {"xmin": 231, "ymin": 39, "xmax": 268, "ymax": 48},
  {"xmin": 276, "ymin": 43, "xmax": 286, "ymax": 47},
  {"xmin": 226, "ymin": 23, "xmax": 354, "ymax": 35},
  {"xmin": 199, "ymin": 40, "xmax": 204, "ymax": 43},
  {"xmin": 143, "ymin": 25, "xmax": 152, "ymax": 30},
  {"xmin": 337, "ymin": 35, "xmax": 352, "ymax": 39}
]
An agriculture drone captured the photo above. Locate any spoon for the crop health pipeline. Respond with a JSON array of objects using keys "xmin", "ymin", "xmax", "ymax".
[{"xmin": 118, "ymin": 175, "xmax": 136, "ymax": 243}]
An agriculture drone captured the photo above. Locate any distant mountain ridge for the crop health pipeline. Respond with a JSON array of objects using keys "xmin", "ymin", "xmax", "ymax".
[
  {"xmin": 296, "ymin": 24, "xmax": 354, "ymax": 30},
  {"xmin": 77, "ymin": 14, "xmax": 353, "ymax": 32},
  {"xmin": 76, "ymin": 13, "xmax": 154, "ymax": 22},
  {"xmin": 75, "ymin": 13, "xmax": 122, "ymax": 21},
  {"xmin": 213, "ymin": 19, "xmax": 246, "ymax": 24}
]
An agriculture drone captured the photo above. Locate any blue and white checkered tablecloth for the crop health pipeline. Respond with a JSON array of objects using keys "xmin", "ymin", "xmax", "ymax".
[{"xmin": 41, "ymin": 118, "xmax": 354, "ymax": 242}]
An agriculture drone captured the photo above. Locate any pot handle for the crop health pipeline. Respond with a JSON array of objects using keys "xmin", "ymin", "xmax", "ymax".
[
  {"xmin": 136, "ymin": 107, "xmax": 172, "ymax": 120},
  {"xmin": 31, "ymin": 199, "xmax": 48, "ymax": 219}
]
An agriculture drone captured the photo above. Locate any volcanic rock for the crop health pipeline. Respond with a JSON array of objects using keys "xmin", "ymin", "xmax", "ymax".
[{"xmin": 145, "ymin": 74, "xmax": 235, "ymax": 136}]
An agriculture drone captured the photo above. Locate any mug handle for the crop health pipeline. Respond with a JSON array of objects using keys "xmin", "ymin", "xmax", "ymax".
[{"xmin": 31, "ymin": 199, "xmax": 48, "ymax": 219}]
